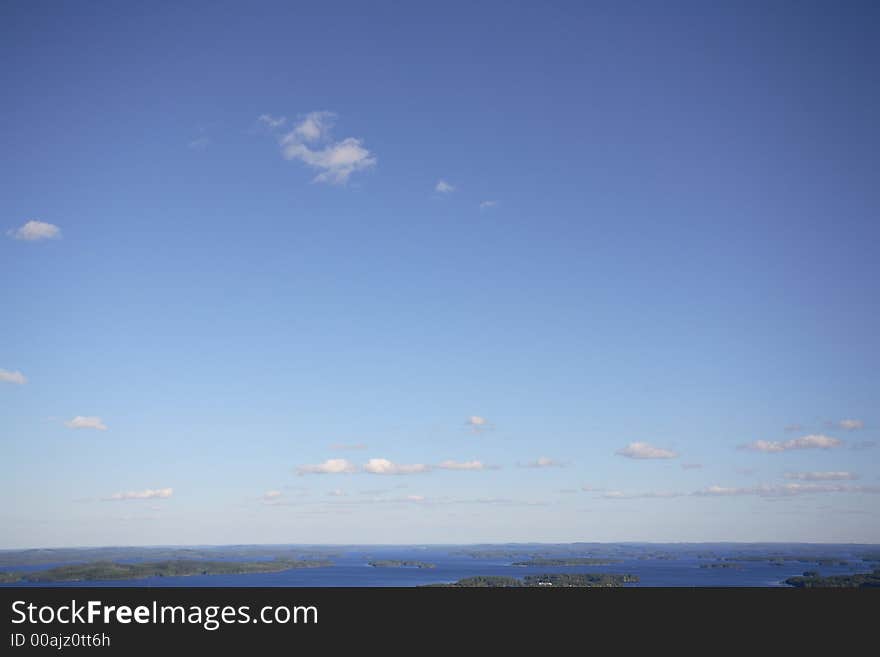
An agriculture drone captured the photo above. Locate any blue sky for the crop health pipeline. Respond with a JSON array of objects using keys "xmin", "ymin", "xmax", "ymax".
[{"xmin": 1, "ymin": 1, "xmax": 879, "ymax": 548}]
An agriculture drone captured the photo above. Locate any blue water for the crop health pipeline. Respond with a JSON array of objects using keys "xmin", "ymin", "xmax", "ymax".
[{"xmin": 1, "ymin": 544, "xmax": 875, "ymax": 587}]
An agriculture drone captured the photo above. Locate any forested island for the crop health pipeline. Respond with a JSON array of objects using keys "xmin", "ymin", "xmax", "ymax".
[
  {"xmin": 0, "ymin": 546, "xmax": 340, "ymax": 568},
  {"xmin": 423, "ymin": 573, "xmax": 639, "ymax": 587},
  {"xmin": 722, "ymin": 556, "xmax": 849, "ymax": 566},
  {"xmin": 368, "ymin": 560, "xmax": 436, "ymax": 569},
  {"xmin": 0, "ymin": 559, "xmax": 332, "ymax": 583},
  {"xmin": 511, "ymin": 557, "xmax": 619, "ymax": 567},
  {"xmin": 784, "ymin": 569, "xmax": 880, "ymax": 588}
]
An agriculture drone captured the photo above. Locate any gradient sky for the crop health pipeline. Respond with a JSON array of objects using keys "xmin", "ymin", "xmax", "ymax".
[{"xmin": 2, "ymin": 1, "xmax": 879, "ymax": 548}]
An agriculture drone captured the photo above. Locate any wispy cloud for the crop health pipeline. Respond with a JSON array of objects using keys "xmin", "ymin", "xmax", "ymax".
[
  {"xmin": 739, "ymin": 434, "xmax": 841, "ymax": 453},
  {"xmin": 257, "ymin": 114, "xmax": 286, "ymax": 129},
  {"xmin": 479, "ymin": 200, "xmax": 497, "ymax": 209},
  {"xmin": 362, "ymin": 458, "xmax": 429, "ymax": 475},
  {"xmin": 784, "ymin": 471, "xmax": 858, "ymax": 481},
  {"xmin": 329, "ymin": 442, "xmax": 368, "ymax": 451},
  {"xmin": 436, "ymin": 460, "xmax": 492, "ymax": 471},
  {"xmin": 261, "ymin": 490, "xmax": 284, "ymax": 505},
  {"xmin": 465, "ymin": 416, "xmax": 492, "ymax": 433},
  {"xmin": 435, "ymin": 179, "xmax": 455, "ymax": 193},
  {"xmin": 784, "ymin": 423, "xmax": 804, "ymax": 433},
  {"xmin": 8, "ymin": 220, "xmax": 61, "ymax": 241},
  {"xmin": 693, "ymin": 483, "xmax": 880, "ymax": 497},
  {"xmin": 263, "ymin": 111, "xmax": 376, "ymax": 184},
  {"xmin": 835, "ymin": 419, "xmax": 864, "ymax": 431},
  {"xmin": 188, "ymin": 136, "xmax": 211, "ymax": 150},
  {"xmin": 680, "ymin": 463, "xmax": 703, "ymax": 470},
  {"xmin": 519, "ymin": 456, "xmax": 566, "ymax": 468},
  {"xmin": 327, "ymin": 489, "xmax": 347, "ymax": 497},
  {"xmin": 296, "ymin": 458, "xmax": 357, "ymax": 475},
  {"xmin": 616, "ymin": 442, "xmax": 678, "ymax": 460},
  {"xmin": 581, "ymin": 484, "xmax": 604, "ymax": 492},
  {"xmin": 64, "ymin": 416, "xmax": 108, "ymax": 431},
  {"xmin": 0, "ymin": 369, "xmax": 27, "ymax": 385},
  {"xmin": 602, "ymin": 490, "xmax": 684, "ymax": 500},
  {"xmin": 105, "ymin": 487, "xmax": 173, "ymax": 501}
]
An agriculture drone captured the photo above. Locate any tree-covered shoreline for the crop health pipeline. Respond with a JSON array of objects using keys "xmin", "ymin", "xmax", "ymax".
[{"xmin": 0, "ymin": 559, "xmax": 332, "ymax": 583}]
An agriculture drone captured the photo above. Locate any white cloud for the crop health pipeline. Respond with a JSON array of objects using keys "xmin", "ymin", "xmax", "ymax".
[
  {"xmin": 465, "ymin": 415, "xmax": 492, "ymax": 432},
  {"xmin": 273, "ymin": 111, "xmax": 376, "ymax": 184},
  {"xmin": 602, "ymin": 490, "xmax": 684, "ymax": 500},
  {"xmin": 693, "ymin": 483, "xmax": 880, "ymax": 497},
  {"xmin": 64, "ymin": 416, "xmax": 108, "ymax": 431},
  {"xmin": 257, "ymin": 114, "xmax": 287, "ymax": 129},
  {"xmin": 436, "ymin": 460, "xmax": 489, "ymax": 471},
  {"xmin": 329, "ymin": 442, "xmax": 368, "ymax": 451},
  {"xmin": 581, "ymin": 484, "xmax": 603, "ymax": 492},
  {"xmin": 616, "ymin": 442, "xmax": 678, "ymax": 459},
  {"xmin": 405, "ymin": 495, "xmax": 426, "ymax": 502},
  {"xmin": 784, "ymin": 471, "xmax": 858, "ymax": 481},
  {"xmin": 9, "ymin": 220, "xmax": 61, "ymax": 241},
  {"xmin": 292, "ymin": 111, "xmax": 331, "ymax": 141},
  {"xmin": 693, "ymin": 485, "xmax": 753, "ymax": 497},
  {"xmin": 520, "ymin": 456, "xmax": 565, "ymax": 468},
  {"xmin": 837, "ymin": 419, "xmax": 864, "ymax": 431},
  {"xmin": 435, "ymin": 179, "xmax": 455, "ymax": 193},
  {"xmin": 479, "ymin": 200, "xmax": 497, "ymax": 209},
  {"xmin": 362, "ymin": 458, "xmax": 430, "ymax": 475},
  {"xmin": 327, "ymin": 489, "xmax": 346, "ymax": 497},
  {"xmin": 0, "ymin": 369, "xmax": 27, "ymax": 385},
  {"xmin": 106, "ymin": 487, "xmax": 173, "ymax": 501},
  {"xmin": 260, "ymin": 490, "xmax": 284, "ymax": 505},
  {"xmin": 296, "ymin": 458, "xmax": 357, "ymax": 475},
  {"xmin": 740, "ymin": 434, "xmax": 842, "ymax": 453}
]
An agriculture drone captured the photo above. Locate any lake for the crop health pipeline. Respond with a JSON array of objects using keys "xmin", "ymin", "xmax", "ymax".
[{"xmin": 2, "ymin": 543, "xmax": 876, "ymax": 587}]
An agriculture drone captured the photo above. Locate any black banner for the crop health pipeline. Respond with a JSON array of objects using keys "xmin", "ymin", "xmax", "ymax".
[{"xmin": 1, "ymin": 587, "xmax": 874, "ymax": 653}]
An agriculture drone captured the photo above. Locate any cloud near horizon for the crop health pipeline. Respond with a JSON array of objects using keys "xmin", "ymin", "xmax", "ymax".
[
  {"xmin": 64, "ymin": 416, "xmax": 108, "ymax": 431},
  {"xmin": 602, "ymin": 490, "xmax": 684, "ymax": 500},
  {"xmin": 693, "ymin": 483, "xmax": 880, "ymax": 497},
  {"xmin": 616, "ymin": 442, "xmax": 678, "ymax": 459},
  {"xmin": 520, "ymin": 456, "xmax": 566, "ymax": 468},
  {"xmin": 465, "ymin": 416, "xmax": 492, "ymax": 432},
  {"xmin": 260, "ymin": 490, "xmax": 284, "ymax": 505},
  {"xmin": 0, "ymin": 369, "xmax": 27, "ymax": 385},
  {"xmin": 8, "ymin": 220, "xmax": 61, "ymax": 241},
  {"xmin": 783, "ymin": 471, "xmax": 858, "ymax": 481},
  {"xmin": 105, "ymin": 488, "xmax": 173, "ymax": 501},
  {"xmin": 740, "ymin": 434, "xmax": 841, "ymax": 453},
  {"xmin": 296, "ymin": 459, "xmax": 358, "ymax": 475},
  {"xmin": 363, "ymin": 458, "xmax": 430, "ymax": 475},
  {"xmin": 436, "ymin": 460, "xmax": 490, "ymax": 471}
]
